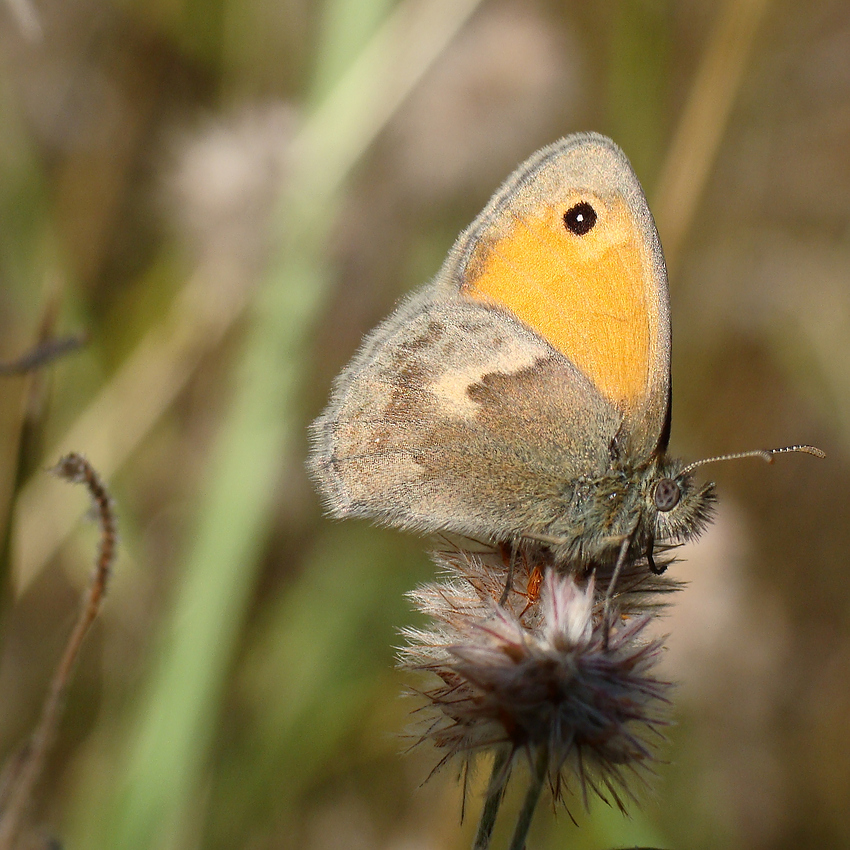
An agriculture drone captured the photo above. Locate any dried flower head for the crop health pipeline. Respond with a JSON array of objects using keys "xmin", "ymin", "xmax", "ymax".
[{"xmin": 400, "ymin": 547, "xmax": 675, "ymax": 812}]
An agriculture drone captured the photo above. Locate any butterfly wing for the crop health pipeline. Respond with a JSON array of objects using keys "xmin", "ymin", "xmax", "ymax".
[
  {"xmin": 308, "ymin": 288, "xmax": 622, "ymax": 543},
  {"xmin": 309, "ymin": 133, "xmax": 671, "ymax": 542},
  {"xmin": 448, "ymin": 133, "xmax": 671, "ymax": 458}
]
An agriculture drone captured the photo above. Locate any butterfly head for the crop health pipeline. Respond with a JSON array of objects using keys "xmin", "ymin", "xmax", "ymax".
[{"xmin": 644, "ymin": 457, "xmax": 717, "ymax": 553}]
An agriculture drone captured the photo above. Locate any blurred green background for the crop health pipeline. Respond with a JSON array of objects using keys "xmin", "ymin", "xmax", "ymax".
[{"xmin": 1, "ymin": 0, "xmax": 849, "ymax": 847}]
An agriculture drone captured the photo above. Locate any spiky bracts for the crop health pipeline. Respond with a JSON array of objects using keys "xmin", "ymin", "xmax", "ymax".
[{"xmin": 399, "ymin": 546, "xmax": 676, "ymax": 813}]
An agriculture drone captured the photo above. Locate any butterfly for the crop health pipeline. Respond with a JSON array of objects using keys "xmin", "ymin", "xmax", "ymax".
[{"xmin": 309, "ymin": 133, "xmax": 821, "ymax": 578}]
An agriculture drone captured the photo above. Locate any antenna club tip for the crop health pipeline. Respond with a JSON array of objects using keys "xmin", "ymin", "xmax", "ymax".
[
  {"xmin": 679, "ymin": 444, "xmax": 826, "ymax": 476},
  {"xmin": 767, "ymin": 444, "xmax": 826, "ymax": 460}
]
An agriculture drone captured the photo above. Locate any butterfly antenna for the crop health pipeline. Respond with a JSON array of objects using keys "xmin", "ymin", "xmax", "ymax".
[{"xmin": 679, "ymin": 444, "xmax": 825, "ymax": 477}]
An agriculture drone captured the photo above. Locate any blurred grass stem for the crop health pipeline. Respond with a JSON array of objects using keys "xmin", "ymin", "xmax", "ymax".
[
  {"xmin": 11, "ymin": 0, "xmax": 484, "ymax": 594},
  {"xmin": 97, "ymin": 1, "xmax": 484, "ymax": 848},
  {"xmin": 3, "ymin": 0, "xmax": 42, "ymax": 41},
  {"xmin": 654, "ymin": 0, "xmax": 771, "ymax": 272},
  {"xmin": 12, "ymin": 273, "xmax": 251, "ymax": 592},
  {"xmin": 0, "ymin": 335, "xmax": 85, "ymax": 376}
]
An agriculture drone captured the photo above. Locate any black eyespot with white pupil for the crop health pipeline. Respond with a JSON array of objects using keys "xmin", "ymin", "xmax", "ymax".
[
  {"xmin": 564, "ymin": 201, "xmax": 597, "ymax": 236},
  {"xmin": 654, "ymin": 478, "xmax": 680, "ymax": 512}
]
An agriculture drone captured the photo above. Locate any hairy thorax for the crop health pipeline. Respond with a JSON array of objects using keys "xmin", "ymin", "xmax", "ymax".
[{"xmin": 534, "ymin": 456, "xmax": 716, "ymax": 572}]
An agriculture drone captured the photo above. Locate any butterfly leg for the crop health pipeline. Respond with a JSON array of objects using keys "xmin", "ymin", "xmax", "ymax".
[
  {"xmin": 498, "ymin": 541, "xmax": 517, "ymax": 607},
  {"xmin": 519, "ymin": 563, "xmax": 544, "ymax": 618},
  {"xmin": 603, "ymin": 533, "xmax": 633, "ymax": 650},
  {"xmin": 646, "ymin": 532, "xmax": 667, "ymax": 575}
]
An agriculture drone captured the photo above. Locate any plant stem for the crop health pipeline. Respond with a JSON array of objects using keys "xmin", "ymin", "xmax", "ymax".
[
  {"xmin": 0, "ymin": 455, "xmax": 116, "ymax": 850},
  {"xmin": 507, "ymin": 746, "xmax": 548, "ymax": 850},
  {"xmin": 472, "ymin": 749, "xmax": 510, "ymax": 850}
]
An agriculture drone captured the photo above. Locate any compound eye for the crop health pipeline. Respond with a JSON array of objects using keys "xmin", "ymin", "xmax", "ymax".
[{"xmin": 654, "ymin": 477, "xmax": 680, "ymax": 512}]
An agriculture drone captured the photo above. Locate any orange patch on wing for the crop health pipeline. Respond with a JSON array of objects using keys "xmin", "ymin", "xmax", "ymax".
[{"xmin": 462, "ymin": 200, "xmax": 657, "ymax": 413}]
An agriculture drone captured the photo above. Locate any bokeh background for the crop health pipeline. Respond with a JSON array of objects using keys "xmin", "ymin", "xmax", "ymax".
[{"xmin": 1, "ymin": 0, "xmax": 849, "ymax": 847}]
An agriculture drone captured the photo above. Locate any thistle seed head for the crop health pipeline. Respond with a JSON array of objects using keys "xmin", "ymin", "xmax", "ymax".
[{"xmin": 400, "ymin": 548, "xmax": 675, "ymax": 811}]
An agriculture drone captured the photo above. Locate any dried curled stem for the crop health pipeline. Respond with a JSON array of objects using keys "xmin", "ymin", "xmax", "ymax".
[{"xmin": 0, "ymin": 453, "xmax": 117, "ymax": 850}]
